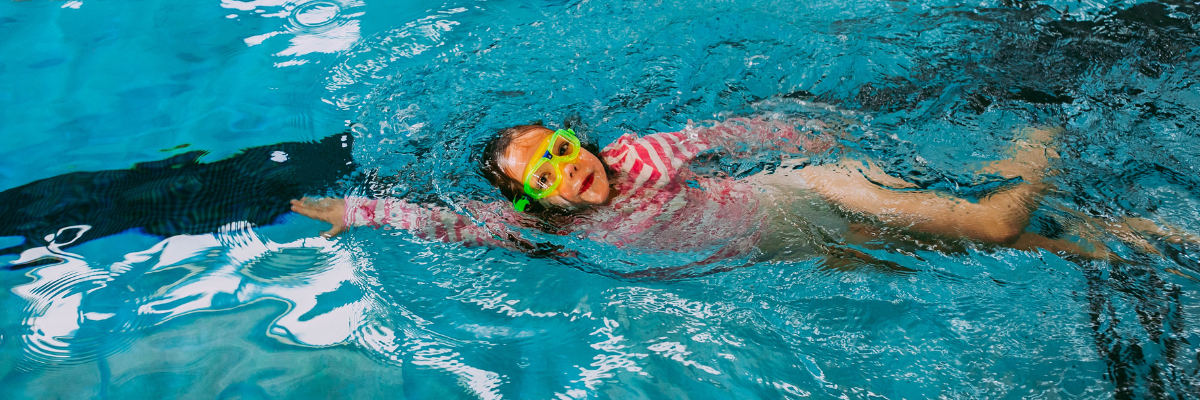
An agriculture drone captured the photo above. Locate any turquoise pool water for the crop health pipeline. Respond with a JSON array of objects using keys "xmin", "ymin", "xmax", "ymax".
[{"xmin": 2, "ymin": 0, "xmax": 1199, "ymax": 398}]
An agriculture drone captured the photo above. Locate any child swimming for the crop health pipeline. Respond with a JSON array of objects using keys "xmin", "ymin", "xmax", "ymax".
[{"xmin": 291, "ymin": 117, "xmax": 1196, "ymax": 264}]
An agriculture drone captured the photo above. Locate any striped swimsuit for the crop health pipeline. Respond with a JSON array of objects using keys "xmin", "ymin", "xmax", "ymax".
[{"xmin": 344, "ymin": 117, "xmax": 831, "ymax": 255}]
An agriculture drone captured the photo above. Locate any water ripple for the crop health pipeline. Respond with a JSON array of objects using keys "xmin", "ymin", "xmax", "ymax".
[{"xmin": 224, "ymin": 0, "xmax": 365, "ymax": 66}]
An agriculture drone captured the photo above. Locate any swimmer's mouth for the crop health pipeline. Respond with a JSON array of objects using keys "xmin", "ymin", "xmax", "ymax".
[{"xmin": 580, "ymin": 172, "xmax": 594, "ymax": 194}]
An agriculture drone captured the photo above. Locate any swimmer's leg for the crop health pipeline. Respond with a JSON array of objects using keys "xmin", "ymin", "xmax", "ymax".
[
  {"xmin": 799, "ymin": 162, "xmax": 1041, "ymax": 243},
  {"xmin": 1009, "ymin": 232, "xmax": 1116, "ymax": 259},
  {"xmin": 813, "ymin": 128, "xmax": 1060, "ymax": 189},
  {"xmin": 1047, "ymin": 205, "xmax": 1200, "ymax": 254},
  {"xmin": 1083, "ymin": 215, "xmax": 1200, "ymax": 274},
  {"xmin": 1104, "ymin": 217, "xmax": 1200, "ymax": 246},
  {"xmin": 798, "ymin": 127, "xmax": 1061, "ymax": 245},
  {"xmin": 978, "ymin": 127, "xmax": 1061, "ymax": 184}
]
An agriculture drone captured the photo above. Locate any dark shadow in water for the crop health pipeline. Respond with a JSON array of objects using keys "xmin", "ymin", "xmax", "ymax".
[
  {"xmin": 0, "ymin": 133, "xmax": 356, "ymax": 262},
  {"xmin": 1084, "ymin": 257, "xmax": 1195, "ymax": 399},
  {"xmin": 838, "ymin": 1, "xmax": 1200, "ymax": 116}
]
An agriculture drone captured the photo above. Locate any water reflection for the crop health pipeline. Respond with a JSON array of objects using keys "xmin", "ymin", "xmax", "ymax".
[
  {"xmin": 3, "ymin": 222, "xmax": 510, "ymax": 398},
  {"xmin": 223, "ymin": 0, "xmax": 365, "ymax": 67},
  {"xmin": 11, "ymin": 226, "xmax": 118, "ymax": 367}
]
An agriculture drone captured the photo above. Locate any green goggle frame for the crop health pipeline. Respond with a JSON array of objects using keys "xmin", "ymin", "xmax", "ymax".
[{"xmin": 513, "ymin": 128, "xmax": 581, "ymax": 212}]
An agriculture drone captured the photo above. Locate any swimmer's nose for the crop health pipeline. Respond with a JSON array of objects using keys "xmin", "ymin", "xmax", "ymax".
[{"xmin": 563, "ymin": 163, "xmax": 579, "ymax": 177}]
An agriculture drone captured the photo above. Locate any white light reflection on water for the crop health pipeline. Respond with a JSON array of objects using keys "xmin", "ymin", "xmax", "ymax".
[
  {"xmin": 9, "ymin": 226, "xmax": 110, "ymax": 366},
  {"xmin": 5, "ymin": 222, "xmax": 509, "ymax": 399},
  {"xmin": 575, "ymin": 317, "xmax": 649, "ymax": 391},
  {"xmin": 223, "ymin": 0, "xmax": 365, "ymax": 67}
]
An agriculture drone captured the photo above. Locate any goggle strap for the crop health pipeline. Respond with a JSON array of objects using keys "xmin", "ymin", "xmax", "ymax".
[{"xmin": 513, "ymin": 197, "xmax": 530, "ymax": 212}]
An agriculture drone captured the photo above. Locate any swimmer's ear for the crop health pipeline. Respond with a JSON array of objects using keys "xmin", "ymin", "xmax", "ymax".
[{"xmin": 511, "ymin": 194, "xmax": 548, "ymax": 213}]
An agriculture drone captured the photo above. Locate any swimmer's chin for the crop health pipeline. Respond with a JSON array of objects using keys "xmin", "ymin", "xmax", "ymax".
[
  {"xmin": 578, "ymin": 185, "xmax": 610, "ymax": 205},
  {"xmin": 580, "ymin": 172, "xmax": 612, "ymax": 205},
  {"xmin": 549, "ymin": 196, "xmax": 604, "ymax": 210},
  {"xmin": 545, "ymin": 187, "xmax": 610, "ymax": 210}
]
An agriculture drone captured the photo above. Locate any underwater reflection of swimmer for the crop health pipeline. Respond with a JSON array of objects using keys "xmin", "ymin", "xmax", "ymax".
[{"xmin": 0, "ymin": 133, "xmax": 355, "ymax": 265}]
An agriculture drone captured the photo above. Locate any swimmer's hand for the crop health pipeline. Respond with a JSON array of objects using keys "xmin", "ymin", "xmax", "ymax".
[{"xmin": 290, "ymin": 197, "xmax": 347, "ymax": 237}]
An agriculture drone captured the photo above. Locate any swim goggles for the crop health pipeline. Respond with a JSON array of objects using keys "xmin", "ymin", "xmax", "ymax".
[{"xmin": 513, "ymin": 128, "xmax": 581, "ymax": 212}]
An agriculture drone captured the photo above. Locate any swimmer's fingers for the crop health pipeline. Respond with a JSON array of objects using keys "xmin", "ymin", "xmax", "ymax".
[
  {"xmin": 290, "ymin": 198, "xmax": 323, "ymax": 219},
  {"xmin": 291, "ymin": 197, "xmax": 341, "ymax": 215},
  {"xmin": 290, "ymin": 197, "xmax": 348, "ymax": 237},
  {"xmin": 321, "ymin": 223, "xmax": 346, "ymax": 238}
]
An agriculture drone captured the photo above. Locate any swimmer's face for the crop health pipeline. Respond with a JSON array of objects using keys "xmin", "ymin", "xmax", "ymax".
[{"xmin": 501, "ymin": 127, "xmax": 610, "ymax": 208}]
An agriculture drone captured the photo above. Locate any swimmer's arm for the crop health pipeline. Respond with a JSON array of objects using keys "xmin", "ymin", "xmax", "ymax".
[
  {"xmin": 292, "ymin": 196, "xmax": 511, "ymax": 247},
  {"xmin": 679, "ymin": 117, "xmax": 836, "ymax": 157}
]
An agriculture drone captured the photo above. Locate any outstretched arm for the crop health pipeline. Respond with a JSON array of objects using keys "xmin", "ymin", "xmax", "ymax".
[
  {"xmin": 290, "ymin": 196, "xmax": 513, "ymax": 247},
  {"xmin": 605, "ymin": 117, "xmax": 835, "ymax": 170},
  {"xmin": 677, "ymin": 117, "xmax": 835, "ymax": 156}
]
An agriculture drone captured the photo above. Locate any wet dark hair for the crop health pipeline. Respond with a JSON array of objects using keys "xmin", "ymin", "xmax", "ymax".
[{"xmin": 477, "ymin": 117, "xmax": 607, "ymax": 216}]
